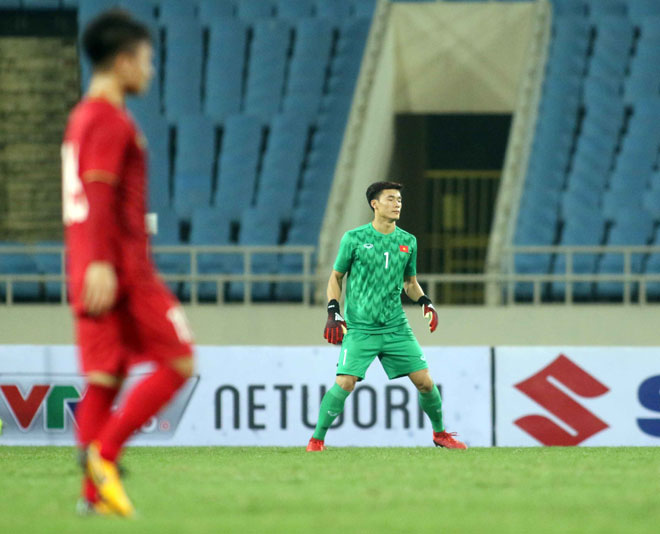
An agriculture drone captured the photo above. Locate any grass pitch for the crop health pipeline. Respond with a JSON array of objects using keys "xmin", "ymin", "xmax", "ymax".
[{"xmin": 1, "ymin": 446, "xmax": 659, "ymax": 533}]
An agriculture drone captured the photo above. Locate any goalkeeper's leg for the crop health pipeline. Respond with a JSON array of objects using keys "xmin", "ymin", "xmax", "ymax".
[{"xmin": 307, "ymin": 375, "xmax": 356, "ymax": 451}]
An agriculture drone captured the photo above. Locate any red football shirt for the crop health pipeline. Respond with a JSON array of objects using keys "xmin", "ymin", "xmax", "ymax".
[{"xmin": 62, "ymin": 98, "xmax": 153, "ymax": 305}]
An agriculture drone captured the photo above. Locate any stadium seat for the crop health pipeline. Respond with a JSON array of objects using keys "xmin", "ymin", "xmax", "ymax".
[
  {"xmin": 163, "ymin": 19, "xmax": 203, "ymax": 120},
  {"xmin": 183, "ymin": 207, "xmax": 235, "ymax": 301},
  {"xmin": 244, "ymin": 19, "xmax": 291, "ymax": 119},
  {"xmin": 159, "ymin": 0, "xmax": 196, "ymax": 24},
  {"xmin": 198, "ymin": 0, "xmax": 235, "ymax": 20},
  {"xmin": 33, "ymin": 241, "xmax": 64, "ymax": 302},
  {"xmin": 138, "ymin": 115, "xmax": 170, "ymax": 210},
  {"xmin": 550, "ymin": 0, "xmax": 588, "ymax": 15},
  {"xmin": 237, "ymin": 0, "xmax": 275, "ymax": 19},
  {"xmin": 628, "ymin": 0, "xmax": 660, "ymax": 24},
  {"xmin": 596, "ymin": 208, "xmax": 653, "ymax": 298},
  {"xmin": 283, "ymin": 18, "xmax": 334, "ymax": 116},
  {"xmin": 214, "ymin": 114, "xmax": 264, "ymax": 219},
  {"xmin": 275, "ymin": 189, "xmax": 325, "ymax": 300},
  {"xmin": 0, "ymin": 244, "xmax": 41, "ymax": 302},
  {"xmin": 353, "ymin": 0, "xmax": 377, "ymax": 18},
  {"xmin": 172, "ymin": 115, "xmax": 216, "ymax": 218},
  {"xmin": 151, "ymin": 210, "xmax": 188, "ymax": 295},
  {"xmin": 586, "ymin": 0, "xmax": 627, "ymax": 18},
  {"xmin": 205, "ymin": 18, "xmax": 247, "ymax": 120},
  {"xmin": 228, "ymin": 207, "xmax": 281, "ymax": 300},
  {"xmin": 315, "ymin": 0, "xmax": 353, "ymax": 19},
  {"xmin": 254, "ymin": 114, "xmax": 310, "ymax": 220},
  {"xmin": 552, "ymin": 209, "xmax": 605, "ymax": 300},
  {"xmin": 276, "ymin": 0, "xmax": 314, "ymax": 18}
]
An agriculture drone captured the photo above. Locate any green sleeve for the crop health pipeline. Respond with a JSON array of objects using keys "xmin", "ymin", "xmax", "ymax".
[
  {"xmin": 333, "ymin": 233, "xmax": 353, "ymax": 273},
  {"xmin": 404, "ymin": 237, "xmax": 417, "ymax": 277}
]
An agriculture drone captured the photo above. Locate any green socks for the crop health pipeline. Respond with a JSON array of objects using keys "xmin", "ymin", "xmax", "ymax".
[
  {"xmin": 312, "ymin": 383, "xmax": 351, "ymax": 440},
  {"xmin": 419, "ymin": 386, "xmax": 444, "ymax": 432}
]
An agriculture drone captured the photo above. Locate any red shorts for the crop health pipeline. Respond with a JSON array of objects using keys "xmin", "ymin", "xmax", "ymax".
[{"xmin": 74, "ymin": 275, "xmax": 194, "ymax": 375}]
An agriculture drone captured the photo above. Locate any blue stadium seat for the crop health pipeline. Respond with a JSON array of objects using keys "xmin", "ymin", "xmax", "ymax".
[
  {"xmin": 205, "ymin": 18, "xmax": 247, "ymax": 120},
  {"xmin": 228, "ymin": 207, "xmax": 281, "ymax": 300},
  {"xmin": 163, "ymin": 19, "xmax": 203, "ymax": 120},
  {"xmin": 353, "ymin": 0, "xmax": 377, "ymax": 18},
  {"xmin": 275, "ymin": 189, "xmax": 324, "ymax": 300},
  {"xmin": 283, "ymin": 18, "xmax": 334, "ymax": 116},
  {"xmin": 159, "ymin": 0, "xmax": 196, "ymax": 24},
  {"xmin": 276, "ymin": 0, "xmax": 314, "ymax": 18},
  {"xmin": 629, "ymin": 0, "xmax": 660, "ymax": 25},
  {"xmin": 214, "ymin": 114, "xmax": 264, "ymax": 219},
  {"xmin": 624, "ymin": 39, "xmax": 660, "ymax": 102},
  {"xmin": 0, "ymin": 244, "xmax": 41, "ymax": 302},
  {"xmin": 244, "ymin": 19, "xmax": 291, "ymax": 119},
  {"xmin": 151, "ymin": 210, "xmax": 188, "ymax": 295},
  {"xmin": 237, "ymin": 0, "xmax": 275, "ymax": 19},
  {"xmin": 254, "ymin": 114, "xmax": 310, "ymax": 219},
  {"xmin": 172, "ymin": 115, "xmax": 216, "ymax": 218},
  {"xmin": 199, "ymin": 0, "xmax": 235, "ymax": 20},
  {"xmin": 602, "ymin": 187, "xmax": 644, "ymax": 221},
  {"xmin": 33, "ymin": 241, "xmax": 64, "ymax": 301},
  {"xmin": 184, "ymin": 207, "xmax": 234, "ymax": 301},
  {"xmin": 141, "ymin": 115, "xmax": 170, "ymax": 210},
  {"xmin": 596, "ymin": 208, "xmax": 653, "ymax": 298},
  {"xmin": 550, "ymin": 0, "xmax": 588, "ymax": 15},
  {"xmin": 586, "ymin": 0, "xmax": 627, "ymax": 18},
  {"xmin": 315, "ymin": 0, "xmax": 352, "ymax": 19},
  {"xmin": 552, "ymin": 208, "xmax": 605, "ymax": 299},
  {"xmin": 640, "ymin": 15, "xmax": 660, "ymax": 39}
]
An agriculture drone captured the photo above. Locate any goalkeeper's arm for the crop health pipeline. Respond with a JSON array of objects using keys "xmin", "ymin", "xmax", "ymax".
[
  {"xmin": 404, "ymin": 275, "xmax": 438, "ymax": 333},
  {"xmin": 324, "ymin": 270, "xmax": 347, "ymax": 344}
]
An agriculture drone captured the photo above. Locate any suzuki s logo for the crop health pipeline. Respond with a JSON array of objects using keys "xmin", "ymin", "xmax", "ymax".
[{"xmin": 514, "ymin": 355, "xmax": 609, "ymax": 446}]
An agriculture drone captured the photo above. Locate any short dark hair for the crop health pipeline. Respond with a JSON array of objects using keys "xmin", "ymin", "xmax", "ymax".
[
  {"xmin": 366, "ymin": 181, "xmax": 403, "ymax": 211},
  {"xmin": 82, "ymin": 9, "xmax": 152, "ymax": 69}
]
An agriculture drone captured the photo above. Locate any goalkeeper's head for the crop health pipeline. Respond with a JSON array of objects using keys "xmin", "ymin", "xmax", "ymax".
[
  {"xmin": 366, "ymin": 181, "xmax": 403, "ymax": 220},
  {"xmin": 82, "ymin": 9, "xmax": 154, "ymax": 95}
]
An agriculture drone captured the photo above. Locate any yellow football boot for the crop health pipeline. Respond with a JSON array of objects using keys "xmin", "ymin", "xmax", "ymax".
[{"xmin": 86, "ymin": 442, "xmax": 135, "ymax": 518}]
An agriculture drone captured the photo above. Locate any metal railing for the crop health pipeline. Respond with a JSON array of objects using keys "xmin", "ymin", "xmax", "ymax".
[
  {"xmin": 3, "ymin": 244, "xmax": 660, "ymax": 306},
  {"xmin": 0, "ymin": 245, "xmax": 316, "ymax": 305}
]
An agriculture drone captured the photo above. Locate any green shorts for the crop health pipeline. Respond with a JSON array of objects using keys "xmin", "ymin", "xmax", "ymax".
[{"xmin": 336, "ymin": 328, "xmax": 428, "ymax": 380}]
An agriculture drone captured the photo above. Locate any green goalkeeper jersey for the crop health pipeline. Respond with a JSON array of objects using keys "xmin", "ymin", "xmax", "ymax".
[{"xmin": 333, "ymin": 223, "xmax": 417, "ymax": 333}]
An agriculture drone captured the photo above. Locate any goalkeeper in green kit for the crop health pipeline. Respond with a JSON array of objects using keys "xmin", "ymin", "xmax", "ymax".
[{"xmin": 307, "ymin": 182, "xmax": 467, "ymax": 451}]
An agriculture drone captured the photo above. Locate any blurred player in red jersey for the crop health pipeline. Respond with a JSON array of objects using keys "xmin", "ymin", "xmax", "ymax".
[{"xmin": 62, "ymin": 10, "xmax": 195, "ymax": 517}]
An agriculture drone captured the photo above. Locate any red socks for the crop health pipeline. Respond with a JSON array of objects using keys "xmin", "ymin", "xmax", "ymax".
[
  {"xmin": 98, "ymin": 365, "xmax": 187, "ymax": 462},
  {"xmin": 76, "ymin": 384, "xmax": 118, "ymax": 503}
]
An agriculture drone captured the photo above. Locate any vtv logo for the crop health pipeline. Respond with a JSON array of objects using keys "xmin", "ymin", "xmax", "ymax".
[
  {"xmin": 1, "ymin": 383, "xmax": 81, "ymax": 432},
  {"xmin": 514, "ymin": 355, "xmax": 609, "ymax": 446}
]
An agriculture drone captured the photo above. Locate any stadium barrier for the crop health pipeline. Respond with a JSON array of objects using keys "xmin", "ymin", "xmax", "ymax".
[
  {"xmin": 2, "ymin": 345, "xmax": 660, "ymax": 447},
  {"xmin": 2, "ymin": 245, "xmax": 660, "ymax": 305}
]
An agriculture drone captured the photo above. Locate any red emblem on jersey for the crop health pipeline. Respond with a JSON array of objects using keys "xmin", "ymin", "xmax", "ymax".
[{"xmin": 399, "ymin": 245, "xmax": 409, "ymax": 253}]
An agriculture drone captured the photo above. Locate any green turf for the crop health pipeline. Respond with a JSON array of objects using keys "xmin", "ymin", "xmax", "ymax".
[{"xmin": 1, "ymin": 446, "xmax": 659, "ymax": 533}]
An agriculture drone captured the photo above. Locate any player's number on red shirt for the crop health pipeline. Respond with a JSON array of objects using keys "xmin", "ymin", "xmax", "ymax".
[
  {"xmin": 167, "ymin": 306, "xmax": 194, "ymax": 344},
  {"xmin": 61, "ymin": 142, "xmax": 89, "ymax": 225}
]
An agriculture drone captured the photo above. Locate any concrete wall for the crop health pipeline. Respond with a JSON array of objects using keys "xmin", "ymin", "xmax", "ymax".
[
  {"xmin": 392, "ymin": 2, "xmax": 534, "ymax": 113},
  {"xmin": 3, "ymin": 305, "xmax": 660, "ymax": 346}
]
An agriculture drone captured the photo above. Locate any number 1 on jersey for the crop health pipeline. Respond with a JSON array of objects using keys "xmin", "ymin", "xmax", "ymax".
[{"xmin": 384, "ymin": 251, "xmax": 389, "ymax": 269}]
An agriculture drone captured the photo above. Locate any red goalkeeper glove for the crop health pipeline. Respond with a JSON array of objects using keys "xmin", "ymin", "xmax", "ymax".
[
  {"xmin": 417, "ymin": 295, "xmax": 438, "ymax": 333},
  {"xmin": 324, "ymin": 299, "xmax": 347, "ymax": 344}
]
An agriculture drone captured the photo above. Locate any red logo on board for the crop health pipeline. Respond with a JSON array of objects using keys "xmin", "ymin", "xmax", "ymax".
[
  {"xmin": 399, "ymin": 245, "xmax": 409, "ymax": 253},
  {"xmin": 514, "ymin": 355, "xmax": 609, "ymax": 446}
]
